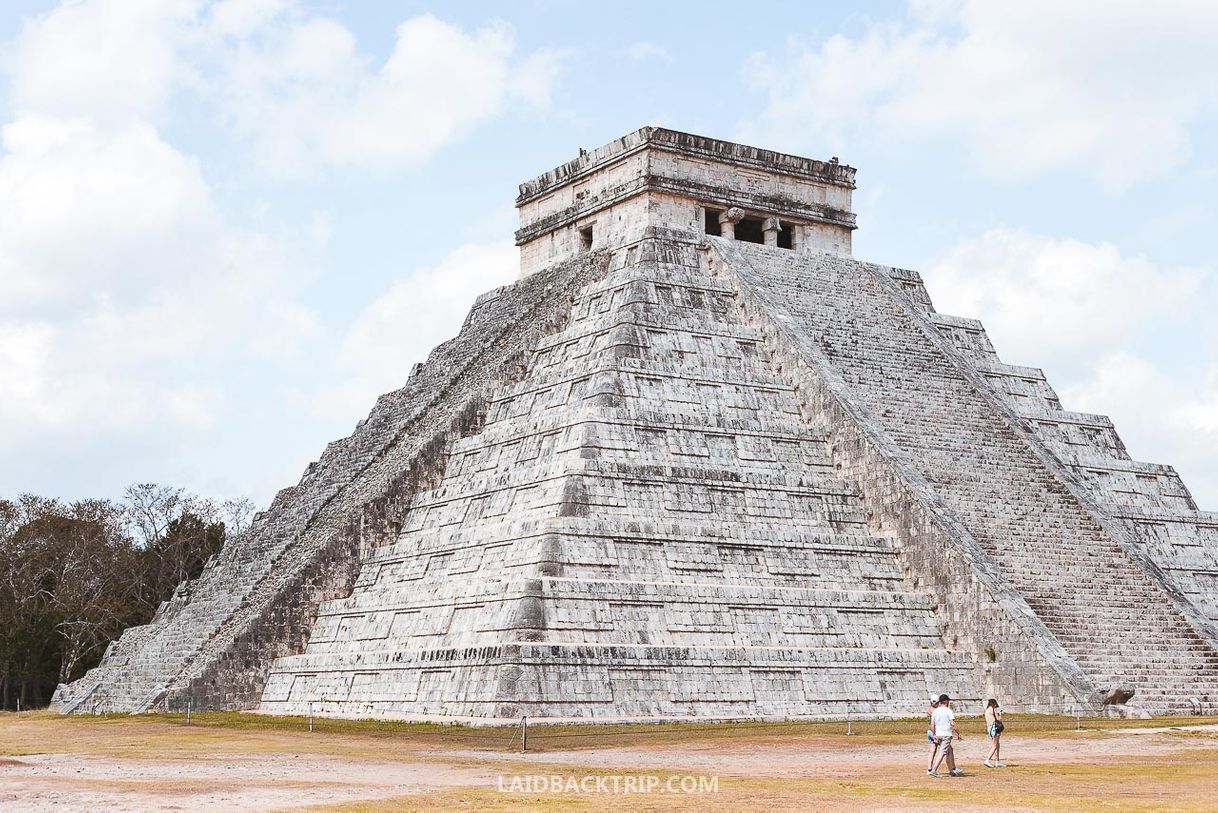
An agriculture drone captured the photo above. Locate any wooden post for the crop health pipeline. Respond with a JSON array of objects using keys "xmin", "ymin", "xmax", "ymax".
[
  {"xmin": 521, "ymin": 716, "xmax": 528, "ymax": 753},
  {"xmin": 187, "ymin": 697, "xmax": 192, "ymax": 725}
]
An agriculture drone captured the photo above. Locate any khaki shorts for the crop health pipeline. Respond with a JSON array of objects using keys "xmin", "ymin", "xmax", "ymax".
[{"xmin": 934, "ymin": 736, "xmax": 954, "ymax": 761}]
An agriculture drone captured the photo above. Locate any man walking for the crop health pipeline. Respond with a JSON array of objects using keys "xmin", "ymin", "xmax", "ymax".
[{"xmin": 929, "ymin": 693, "xmax": 964, "ymax": 777}]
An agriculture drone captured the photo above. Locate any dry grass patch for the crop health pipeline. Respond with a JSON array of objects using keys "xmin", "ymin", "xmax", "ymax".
[
  {"xmin": 4, "ymin": 711, "xmax": 1218, "ymax": 811},
  {"xmin": 352, "ymin": 749, "xmax": 1218, "ymax": 813}
]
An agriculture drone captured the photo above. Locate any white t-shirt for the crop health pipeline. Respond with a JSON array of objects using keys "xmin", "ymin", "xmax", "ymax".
[{"xmin": 931, "ymin": 705, "xmax": 955, "ymax": 738}]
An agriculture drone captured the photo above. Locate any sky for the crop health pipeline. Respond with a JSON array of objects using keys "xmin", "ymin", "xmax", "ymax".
[{"xmin": 0, "ymin": 0, "xmax": 1215, "ymax": 510}]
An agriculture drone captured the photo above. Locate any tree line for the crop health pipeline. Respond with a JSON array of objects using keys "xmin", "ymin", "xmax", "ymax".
[{"xmin": 0, "ymin": 484, "xmax": 253, "ymax": 710}]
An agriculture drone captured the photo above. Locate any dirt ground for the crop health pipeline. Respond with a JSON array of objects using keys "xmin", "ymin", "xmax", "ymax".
[{"xmin": 3, "ymin": 711, "xmax": 1218, "ymax": 811}]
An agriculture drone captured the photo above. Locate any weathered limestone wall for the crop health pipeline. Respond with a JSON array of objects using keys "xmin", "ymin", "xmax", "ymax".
[
  {"xmin": 54, "ymin": 251, "xmax": 610, "ymax": 714},
  {"xmin": 518, "ymin": 193, "xmax": 656, "ymax": 276},
  {"xmin": 258, "ymin": 229, "xmax": 978, "ymax": 722},
  {"xmin": 714, "ymin": 239, "xmax": 1218, "ymax": 714},
  {"xmin": 516, "ymin": 127, "xmax": 856, "ymax": 276},
  {"xmin": 712, "ymin": 240, "xmax": 1094, "ymax": 712},
  {"xmin": 649, "ymin": 147, "xmax": 852, "ymax": 215},
  {"xmin": 899, "ymin": 268, "xmax": 1218, "ymax": 644},
  {"xmin": 802, "ymin": 221, "xmax": 852, "ymax": 256}
]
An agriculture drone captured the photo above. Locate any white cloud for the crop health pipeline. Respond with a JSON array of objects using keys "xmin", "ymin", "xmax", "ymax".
[
  {"xmin": 1063, "ymin": 354, "xmax": 1218, "ymax": 509},
  {"xmin": 626, "ymin": 42, "xmax": 674, "ymax": 64},
  {"xmin": 208, "ymin": 0, "xmax": 290, "ymax": 39},
  {"xmin": 1177, "ymin": 368, "xmax": 1218, "ymax": 434},
  {"xmin": 510, "ymin": 47, "xmax": 571, "ymax": 109},
  {"xmin": 0, "ymin": 322, "xmax": 54, "ymax": 412},
  {"xmin": 744, "ymin": 0, "xmax": 1218, "ymax": 189},
  {"xmin": 212, "ymin": 13, "xmax": 567, "ymax": 175},
  {"xmin": 316, "ymin": 241, "xmax": 518, "ymax": 418},
  {"xmin": 12, "ymin": 0, "xmax": 199, "ymax": 126},
  {"xmin": 0, "ymin": 1, "xmax": 566, "ymax": 500},
  {"xmin": 0, "ymin": 1, "xmax": 321, "ymax": 497},
  {"xmin": 921, "ymin": 228, "xmax": 1205, "ymax": 364},
  {"xmin": 0, "ymin": 114, "xmax": 320, "ymax": 449},
  {"xmin": 10, "ymin": 3, "xmax": 569, "ymax": 178},
  {"xmin": 921, "ymin": 228, "xmax": 1217, "ymax": 506},
  {"xmin": 0, "ymin": 117, "xmax": 214, "ymax": 309}
]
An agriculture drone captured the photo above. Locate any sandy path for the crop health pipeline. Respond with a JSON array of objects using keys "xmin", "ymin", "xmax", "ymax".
[
  {"xmin": 477, "ymin": 723, "xmax": 1218, "ymax": 777},
  {"xmin": 0, "ymin": 752, "xmax": 493, "ymax": 811},
  {"xmin": 2, "ymin": 720, "xmax": 1216, "ymax": 810}
]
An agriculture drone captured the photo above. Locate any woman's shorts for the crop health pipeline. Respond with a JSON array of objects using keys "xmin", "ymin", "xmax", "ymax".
[{"xmin": 988, "ymin": 724, "xmax": 1001, "ymax": 738}]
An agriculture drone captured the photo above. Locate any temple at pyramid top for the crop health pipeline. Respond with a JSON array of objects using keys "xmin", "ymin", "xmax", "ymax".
[{"xmin": 515, "ymin": 126, "xmax": 857, "ymax": 275}]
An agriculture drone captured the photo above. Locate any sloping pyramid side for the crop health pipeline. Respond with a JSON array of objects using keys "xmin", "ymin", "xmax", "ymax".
[
  {"xmin": 53, "ymin": 254, "xmax": 608, "ymax": 714},
  {"xmin": 718, "ymin": 238, "xmax": 1218, "ymax": 715},
  {"xmin": 258, "ymin": 231, "xmax": 979, "ymax": 721},
  {"xmin": 902, "ymin": 270, "xmax": 1218, "ymax": 640}
]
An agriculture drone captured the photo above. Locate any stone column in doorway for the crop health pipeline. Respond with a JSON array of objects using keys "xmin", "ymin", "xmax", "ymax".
[
  {"xmin": 719, "ymin": 207, "xmax": 745, "ymax": 239},
  {"xmin": 763, "ymin": 217, "xmax": 782, "ymax": 247}
]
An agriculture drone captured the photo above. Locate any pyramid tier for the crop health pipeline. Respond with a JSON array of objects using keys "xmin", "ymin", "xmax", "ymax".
[{"xmin": 259, "ymin": 237, "xmax": 980, "ymax": 720}]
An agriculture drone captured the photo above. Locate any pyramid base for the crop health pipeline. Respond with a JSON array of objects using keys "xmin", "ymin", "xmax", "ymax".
[{"xmin": 258, "ymin": 642, "xmax": 980, "ymax": 722}]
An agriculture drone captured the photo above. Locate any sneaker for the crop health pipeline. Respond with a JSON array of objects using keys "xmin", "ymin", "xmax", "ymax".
[
  {"xmin": 996, "ymin": 761, "xmax": 1006, "ymax": 768},
  {"xmin": 949, "ymin": 769, "xmax": 964, "ymax": 777},
  {"xmin": 928, "ymin": 771, "xmax": 942, "ymax": 778},
  {"xmin": 984, "ymin": 759, "xmax": 994, "ymax": 768}
]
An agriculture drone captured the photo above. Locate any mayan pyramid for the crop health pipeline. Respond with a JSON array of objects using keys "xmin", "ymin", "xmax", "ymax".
[{"xmin": 55, "ymin": 128, "xmax": 1218, "ymax": 721}]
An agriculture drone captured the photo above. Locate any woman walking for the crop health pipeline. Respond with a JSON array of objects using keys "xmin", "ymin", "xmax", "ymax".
[{"xmin": 984, "ymin": 698, "xmax": 1005, "ymax": 767}]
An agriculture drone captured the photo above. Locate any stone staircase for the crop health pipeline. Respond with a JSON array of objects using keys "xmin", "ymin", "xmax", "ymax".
[
  {"xmin": 909, "ymin": 275, "xmax": 1218, "ymax": 632},
  {"xmin": 720, "ymin": 239, "xmax": 1218, "ymax": 714},
  {"xmin": 59, "ymin": 224, "xmax": 1216, "ymax": 720},
  {"xmin": 259, "ymin": 232, "xmax": 979, "ymax": 721}
]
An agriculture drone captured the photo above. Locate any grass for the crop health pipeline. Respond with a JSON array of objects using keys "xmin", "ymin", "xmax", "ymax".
[
  {"xmin": 6, "ymin": 708, "xmax": 1211, "ymax": 753},
  {"xmin": 316, "ymin": 749, "xmax": 1218, "ymax": 812},
  {"xmin": 0, "ymin": 710, "xmax": 498, "ymax": 761},
  {"xmin": 4, "ymin": 710, "xmax": 1218, "ymax": 811}
]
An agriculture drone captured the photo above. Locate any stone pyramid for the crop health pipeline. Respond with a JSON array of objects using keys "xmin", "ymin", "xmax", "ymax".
[{"xmin": 56, "ymin": 128, "xmax": 1218, "ymax": 721}]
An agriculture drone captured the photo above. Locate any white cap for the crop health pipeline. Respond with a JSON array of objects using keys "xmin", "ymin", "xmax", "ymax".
[{"xmin": 930, "ymin": 695, "xmax": 940, "ymax": 703}]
